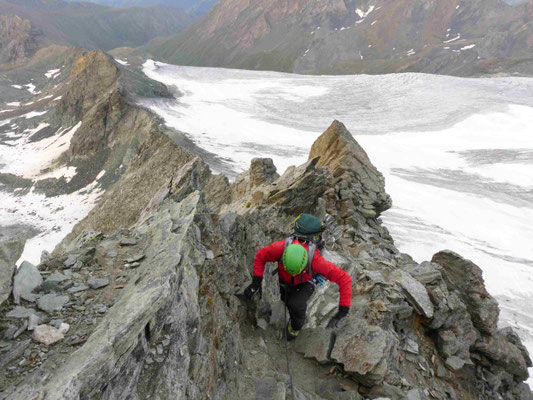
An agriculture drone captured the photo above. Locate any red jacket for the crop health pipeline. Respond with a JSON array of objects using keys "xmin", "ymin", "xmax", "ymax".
[{"xmin": 253, "ymin": 240, "xmax": 352, "ymax": 308}]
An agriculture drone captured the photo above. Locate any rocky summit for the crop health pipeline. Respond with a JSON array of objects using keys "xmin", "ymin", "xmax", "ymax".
[{"xmin": 0, "ymin": 117, "xmax": 531, "ymax": 399}]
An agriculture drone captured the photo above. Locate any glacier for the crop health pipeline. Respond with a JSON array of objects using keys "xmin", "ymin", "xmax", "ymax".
[{"xmin": 142, "ymin": 60, "xmax": 533, "ymax": 385}]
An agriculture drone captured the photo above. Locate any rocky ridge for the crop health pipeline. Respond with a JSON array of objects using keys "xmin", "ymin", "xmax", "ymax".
[{"xmin": 1, "ymin": 120, "xmax": 531, "ymax": 399}]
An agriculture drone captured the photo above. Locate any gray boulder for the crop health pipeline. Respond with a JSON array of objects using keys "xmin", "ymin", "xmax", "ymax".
[
  {"xmin": 0, "ymin": 225, "xmax": 36, "ymax": 306},
  {"xmin": 41, "ymin": 272, "xmax": 69, "ymax": 292},
  {"xmin": 391, "ymin": 270, "xmax": 434, "ymax": 319},
  {"xmin": 330, "ymin": 318, "xmax": 397, "ymax": 386},
  {"xmin": 13, "ymin": 261, "xmax": 43, "ymax": 304},
  {"xmin": 294, "ymin": 327, "xmax": 334, "ymax": 364},
  {"xmin": 432, "ymin": 251, "xmax": 499, "ymax": 334},
  {"xmin": 7, "ymin": 306, "xmax": 37, "ymax": 319},
  {"xmin": 37, "ymin": 294, "xmax": 69, "ymax": 314},
  {"xmin": 87, "ymin": 277, "xmax": 109, "ymax": 289},
  {"xmin": 474, "ymin": 330, "xmax": 530, "ymax": 380}
]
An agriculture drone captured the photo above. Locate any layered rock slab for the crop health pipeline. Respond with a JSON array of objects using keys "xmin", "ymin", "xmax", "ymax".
[{"xmin": 2, "ymin": 119, "xmax": 531, "ymax": 400}]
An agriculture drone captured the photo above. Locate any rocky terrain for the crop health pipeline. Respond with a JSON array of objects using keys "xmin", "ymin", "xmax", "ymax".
[
  {"xmin": 1, "ymin": 112, "xmax": 531, "ymax": 399},
  {"xmin": 0, "ymin": 0, "xmax": 192, "ymax": 66},
  {"xmin": 0, "ymin": 14, "xmax": 42, "ymax": 69},
  {"xmin": 1, "ymin": 44, "xmax": 224, "ymax": 271},
  {"xmin": 147, "ymin": 0, "xmax": 533, "ymax": 76}
]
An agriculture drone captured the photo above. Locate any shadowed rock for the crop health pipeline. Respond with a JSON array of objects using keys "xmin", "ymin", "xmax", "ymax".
[
  {"xmin": 432, "ymin": 250, "xmax": 499, "ymax": 334},
  {"xmin": 13, "ymin": 261, "xmax": 42, "ymax": 304},
  {"xmin": 0, "ymin": 226, "xmax": 37, "ymax": 306}
]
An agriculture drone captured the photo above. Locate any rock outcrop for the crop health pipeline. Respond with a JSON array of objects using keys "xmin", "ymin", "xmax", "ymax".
[
  {"xmin": 432, "ymin": 250, "xmax": 499, "ymax": 334},
  {"xmin": 0, "ymin": 121, "xmax": 531, "ymax": 399},
  {"xmin": 309, "ymin": 120, "xmax": 392, "ymax": 219},
  {"xmin": 0, "ymin": 15, "xmax": 42, "ymax": 70}
]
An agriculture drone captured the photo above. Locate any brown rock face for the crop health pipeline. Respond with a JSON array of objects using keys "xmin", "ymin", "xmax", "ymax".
[
  {"xmin": 309, "ymin": 120, "xmax": 392, "ymax": 219},
  {"xmin": 58, "ymin": 50, "xmax": 120, "ymax": 128},
  {"xmin": 432, "ymin": 250, "xmax": 499, "ymax": 334},
  {"xmin": 0, "ymin": 15, "xmax": 41, "ymax": 69}
]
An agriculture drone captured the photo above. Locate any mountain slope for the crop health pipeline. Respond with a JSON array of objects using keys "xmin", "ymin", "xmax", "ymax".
[
  {"xmin": 64, "ymin": 0, "xmax": 218, "ymax": 17},
  {"xmin": 147, "ymin": 0, "xmax": 533, "ymax": 76},
  {"xmin": 0, "ymin": 0, "xmax": 193, "ymax": 53},
  {"xmin": 0, "ymin": 14, "xmax": 42, "ymax": 68}
]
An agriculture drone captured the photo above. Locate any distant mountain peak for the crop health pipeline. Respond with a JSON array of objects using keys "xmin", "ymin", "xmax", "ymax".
[{"xmin": 147, "ymin": 0, "xmax": 533, "ymax": 76}]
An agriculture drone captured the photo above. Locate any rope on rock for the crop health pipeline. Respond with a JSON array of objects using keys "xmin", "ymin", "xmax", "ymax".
[{"xmin": 283, "ymin": 286, "xmax": 296, "ymax": 400}]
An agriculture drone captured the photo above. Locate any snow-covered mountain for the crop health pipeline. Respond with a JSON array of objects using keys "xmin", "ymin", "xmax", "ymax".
[{"xmin": 141, "ymin": 60, "xmax": 533, "ymax": 385}]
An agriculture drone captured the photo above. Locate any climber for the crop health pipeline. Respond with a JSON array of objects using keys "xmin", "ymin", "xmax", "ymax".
[{"xmin": 244, "ymin": 214, "xmax": 352, "ymax": 340}]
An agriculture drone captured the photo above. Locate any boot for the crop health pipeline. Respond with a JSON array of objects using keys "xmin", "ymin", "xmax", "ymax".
[{"xmin": 284, "ymin": 321, "xmax": 300, "ymax": 341}]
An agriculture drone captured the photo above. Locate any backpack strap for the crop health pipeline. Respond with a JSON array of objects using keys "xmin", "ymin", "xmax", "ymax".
[
  {"xmin": 284, "ymin": 236, "xmax": 294, "ymax": 252},
  {"xmin": 306, "ymin": 242, "xmax": 317, "ymax": 277},
  {"xmin": 272, "ymin": 236, "xmax": 295, "ymax": 276}
]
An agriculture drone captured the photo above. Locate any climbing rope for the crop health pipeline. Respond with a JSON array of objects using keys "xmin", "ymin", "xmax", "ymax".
[{"xmin": 283, "ymin": 285, "xmax": 296, "ymax": 399}]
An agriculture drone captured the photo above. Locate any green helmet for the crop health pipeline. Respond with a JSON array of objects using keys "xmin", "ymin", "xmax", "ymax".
[{"xmin": 282, "ymin": 244, "xmax": 308, "ymax": 275}]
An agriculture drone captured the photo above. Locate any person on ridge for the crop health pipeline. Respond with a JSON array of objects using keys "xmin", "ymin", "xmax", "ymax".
[{"xmin": 244, "ymin": 214, "xmax": 352, "ymax": 340}]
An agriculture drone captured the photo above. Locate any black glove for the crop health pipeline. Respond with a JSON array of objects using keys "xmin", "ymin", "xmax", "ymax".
[
  {"xmin": 327, "ymin": 306, "xmax": 349, "ymax": 329},
  {"xmin": 244, "ymin": 276, "xmax": 262, "ymax": 300}
]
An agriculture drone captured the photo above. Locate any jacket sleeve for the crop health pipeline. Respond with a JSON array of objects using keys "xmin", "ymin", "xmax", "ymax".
[
  {"xmin": 253, "ymin": 240, "xmax": 285, "ymax": 277},
  {"xmin": 312, "ymin": 253, "xmax": 352, "ymax": 308}
]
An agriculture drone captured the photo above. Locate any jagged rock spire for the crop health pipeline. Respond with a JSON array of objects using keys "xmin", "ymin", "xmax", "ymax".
[{"xmin": 309, "ymin": 120, "xmax": 392, "ymax": 219}]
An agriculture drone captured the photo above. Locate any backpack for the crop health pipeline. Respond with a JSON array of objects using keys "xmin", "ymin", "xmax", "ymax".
[{"xmin": 273, "ymin": 214, "xmax": 326, "ymax": 284}]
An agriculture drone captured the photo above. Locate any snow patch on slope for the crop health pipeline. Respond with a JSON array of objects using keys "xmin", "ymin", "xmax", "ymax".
[
  {"xmin": 356, "ymin": 5, "xmax": 375, "ymax": 19},
  {"xmin": 0, "ymin": 121, "xmax": 81, "ymax": 178},
  {"xmin": 45, "ymin": 69, "xmax": 61, "ymax": 79}
]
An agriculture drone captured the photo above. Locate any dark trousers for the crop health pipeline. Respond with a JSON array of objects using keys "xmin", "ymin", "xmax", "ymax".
[{"xmin": 280, "ymin": 280, "xmax": 315, "ymax": 331}]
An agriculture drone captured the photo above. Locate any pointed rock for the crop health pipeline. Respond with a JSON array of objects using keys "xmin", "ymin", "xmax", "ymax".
[
  {"xmin": 1, "ymin": 227, "xmax": 36, "ymax": 306},
  {"xmin": 309, "ymin": 120, "xmax": 392, "ymax": 218},
  {"xmin": 169, "ymin": 156, "xmax": 211, "ymax": 203},
  {"xmin": 233, "ymin": 158, "xmax": 279, "ymax": 197}
]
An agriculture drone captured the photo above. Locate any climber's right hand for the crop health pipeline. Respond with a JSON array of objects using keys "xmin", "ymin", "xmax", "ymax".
[{"xmin": 244, "ymin": 276, "xmax": 262, "ymax": 300}]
